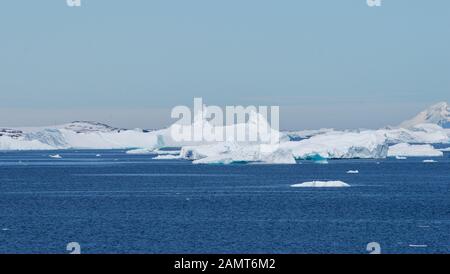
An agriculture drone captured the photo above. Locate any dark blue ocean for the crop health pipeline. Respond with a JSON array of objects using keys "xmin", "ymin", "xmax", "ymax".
[{"xmin": 0, "ymin": 149, "xmax": 449, "ymax": 254}]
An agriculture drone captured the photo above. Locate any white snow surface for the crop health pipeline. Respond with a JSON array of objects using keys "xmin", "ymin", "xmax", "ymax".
[
  {"xmin": 400, "ymin": 102, "xmax": 450, "ymax": 129},
  {"xmin": 180, "ymin": 143, "xmax": 296, "ymax": 164},
  {"xmin": 388, "ymin": 143, "xmax": 443, "ymax": 157},
  {"xmin": 280, "ymin": 130, "xmax": 389, "ymax": 159},
  {"xmin": 291, "ymin": 181, "xmax": 350, "ymax": 188},
  {"xmin": 0, "ymin": 121, "xmax": 162, "ymax": 151}
]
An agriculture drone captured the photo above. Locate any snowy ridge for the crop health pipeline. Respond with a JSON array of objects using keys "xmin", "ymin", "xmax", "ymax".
[{"xmin": 400, "ymin": 102, "xmax": 450, "ymax": 128}]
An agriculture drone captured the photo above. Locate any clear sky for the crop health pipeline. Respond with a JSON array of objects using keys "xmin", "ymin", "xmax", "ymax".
[{"xmin": 1, "ymin": 0, "xmax": 449, "ymax": 129}]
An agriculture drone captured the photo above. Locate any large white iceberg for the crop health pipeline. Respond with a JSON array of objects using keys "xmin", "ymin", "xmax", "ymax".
[
  {"xmin": 0, "ymin": 121, "xmax": 162, "ymax": 151},
  {"xmin": 379, "ymin": 123, "xmax": 449, "ymax": 144},
  {"xmin": 178, "ymin": 130, "xmax": 388, "ymax": 164},
  {"xmin": 388, "ymin": 143, "xmax": 443, "ymax": 157},
  {"xmin": 280, "ymin": 130, "xmax": 389, "ymax": 159},
  {"xmin": 180, "ymin": 143, "xmax": 296, "ymax": 164}
]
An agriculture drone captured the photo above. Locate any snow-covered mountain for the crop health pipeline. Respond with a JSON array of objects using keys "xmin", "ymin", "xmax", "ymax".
[{"xmin": 400, "ymin": 102, "xmax": 450, "ymax": 128}]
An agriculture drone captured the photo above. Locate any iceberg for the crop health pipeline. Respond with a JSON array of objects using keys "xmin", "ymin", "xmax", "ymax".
[
  {"xmin": 126, "ymin": 148, "xmax": 154, "ymax": 155},
  {"xmin": 423, "ymin": 159, "xmax": 437, "ymax": 163},
  {"xmin": 280, "ymin": 131, "xmax": 389, "ymax": 159},
  {"xmin": 291, "ymin": 181, "xmax": 350, "ymax": 188},
  {"xmin": 347, "ymin": 170, "xmax": 359, "ymax": 174},
  {"xmin": 0, "ymin": 121, "xmax": 162, "ymax": 151},
  {"xmin": 379, "ymin": 123, "xmax": 449, "ymax": 144},
  {"xmin": 177, "ymin": 130, "xmax": 388, "ymax": 164},
  {"xmin": 180, "ymin": 143, "xmax": 296, "ymax": 164},
  {"xmin": 152, "ymin": 154, "xmax": 181, "ymax": 160},
  {"xmin": 49, "ymin": 154, "xmax": 62, "ymax": 159},
  {"xmin": 388, "ymin": 143, "xmax": 443, "ymax": 157}
]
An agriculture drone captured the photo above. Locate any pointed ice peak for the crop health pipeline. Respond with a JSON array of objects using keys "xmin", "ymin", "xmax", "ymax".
[{"xmin": 400, "ymin": 102, "xmax": 450, "ymax": 129}]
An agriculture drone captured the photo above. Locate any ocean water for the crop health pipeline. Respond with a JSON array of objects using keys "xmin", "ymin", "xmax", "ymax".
[{"xmin": 0, "ymin": 149, "xmax": 449, "ymax": 254}]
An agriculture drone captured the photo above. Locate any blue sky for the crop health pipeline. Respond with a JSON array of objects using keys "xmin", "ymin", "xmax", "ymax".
[{"xmin": 1, "ymin": 0, "xmax": 449, "ymax": 129}]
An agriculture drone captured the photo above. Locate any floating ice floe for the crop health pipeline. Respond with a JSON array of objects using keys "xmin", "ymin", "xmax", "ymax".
[
  {"xmin": 347, "ymin": 170, "xmax": 359, "ymax": 174},
  {"xmin": 49, "ymin": 154, "xmax": 62, "ymax": 159},
  {"xmin": 408, "ymin": 244, "xmax": 428, "ymax": 248},
  {"xmin": 388, "ymin": 143, "xmax": 443, "ymax": 157},
  {"xmin": 95, "ymin": 154, "xmax": 101, "ymax": 157},
  {"xmin": 152, "ymin": 155, "xmax": 181, "ymax": 160},
  {"xmin": 395, "ymin": 156, "xmax": 407, "ymax": 160},
  {"xmin": 290, "ymin": 181, "xmax": 350, "ymax": 188},
  {"xmin": 439, "ymin": 147, "xmax": 450, "ymax": 152},
  {"xmin": 126, "ymin": 148, "xmax": 154, "ymax": 155},
  {"xmin": 423, "ymin": 159, "xmax": 437, "ymax": 163}
]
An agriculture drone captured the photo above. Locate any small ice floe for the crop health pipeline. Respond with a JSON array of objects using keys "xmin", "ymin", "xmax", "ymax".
[
  {"xmin": 395, "ymin": 156, "xmax": 407, "ymax": 160},
  {"xmin": 126, "ymin": 148, "xmax": 153, "ymax": 155},
  {"xmin": 423, "ymin": 159, "xmax": 437, "ymax": 163},
  {"xmin": 95, "ymin": 154, "xmax": 101, "ymax": 157},
  {"xmin": 49, "ymin": 154, "xmax": 62, "ymax": 159},
  {"xmin": 346, "ymin": 170, "xmax": 359, "ymax": 174},
  {"xmin": 408, "ymin": 244, "xmax": 428, "ymax": 248},
  {"xmin": 152, "ymin": 155, "xmax": 181, "ymax": 160},
  {"xmin": 1, "ymin": 228, "xmax": 9, "ymax": 231},
  {"xmin": 291, "ymin": 181, "xmax": 350, "ymax": 188},
  {"xmin": 439, "ymin": 147, "xmax": 450, "ymax": 152}
]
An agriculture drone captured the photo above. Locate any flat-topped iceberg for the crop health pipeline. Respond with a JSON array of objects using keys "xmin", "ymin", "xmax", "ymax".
[
  {"xmin": 423, "ymin": 159, "xmax": 437, "ymax": 163},
  {"xmin": 291, "ymin": 181, "xmax": 350, "ymax": 188},
  {"xmin": 126, "ymin": 148, "xmax": 154, "ymax": 155},
  {"xmin": 388, "ymin": 143, "xmax": 443, "ymax": 157},
  {"xmin": 180, "ymin": 143, "xmax": 296, "ymax": 164},
  {"xmin": 0, "ymin": 121, "xmax": 163, "ymax": 151},
  {"xmin": 178, "ymin": 130, "xmax": 388, "ymax": 164},
  {"xmin": 280, "ymin": 130, "xmax": 389, "ymax": 159},
  {"xmin": 379, "ymin": 123, "xmax": 449, "ymax": 144}
]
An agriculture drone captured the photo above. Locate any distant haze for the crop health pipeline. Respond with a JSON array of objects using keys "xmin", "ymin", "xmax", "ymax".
[{"xmin": 1, "ymin": 0, "xmax": 449, "ymax": 129}]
